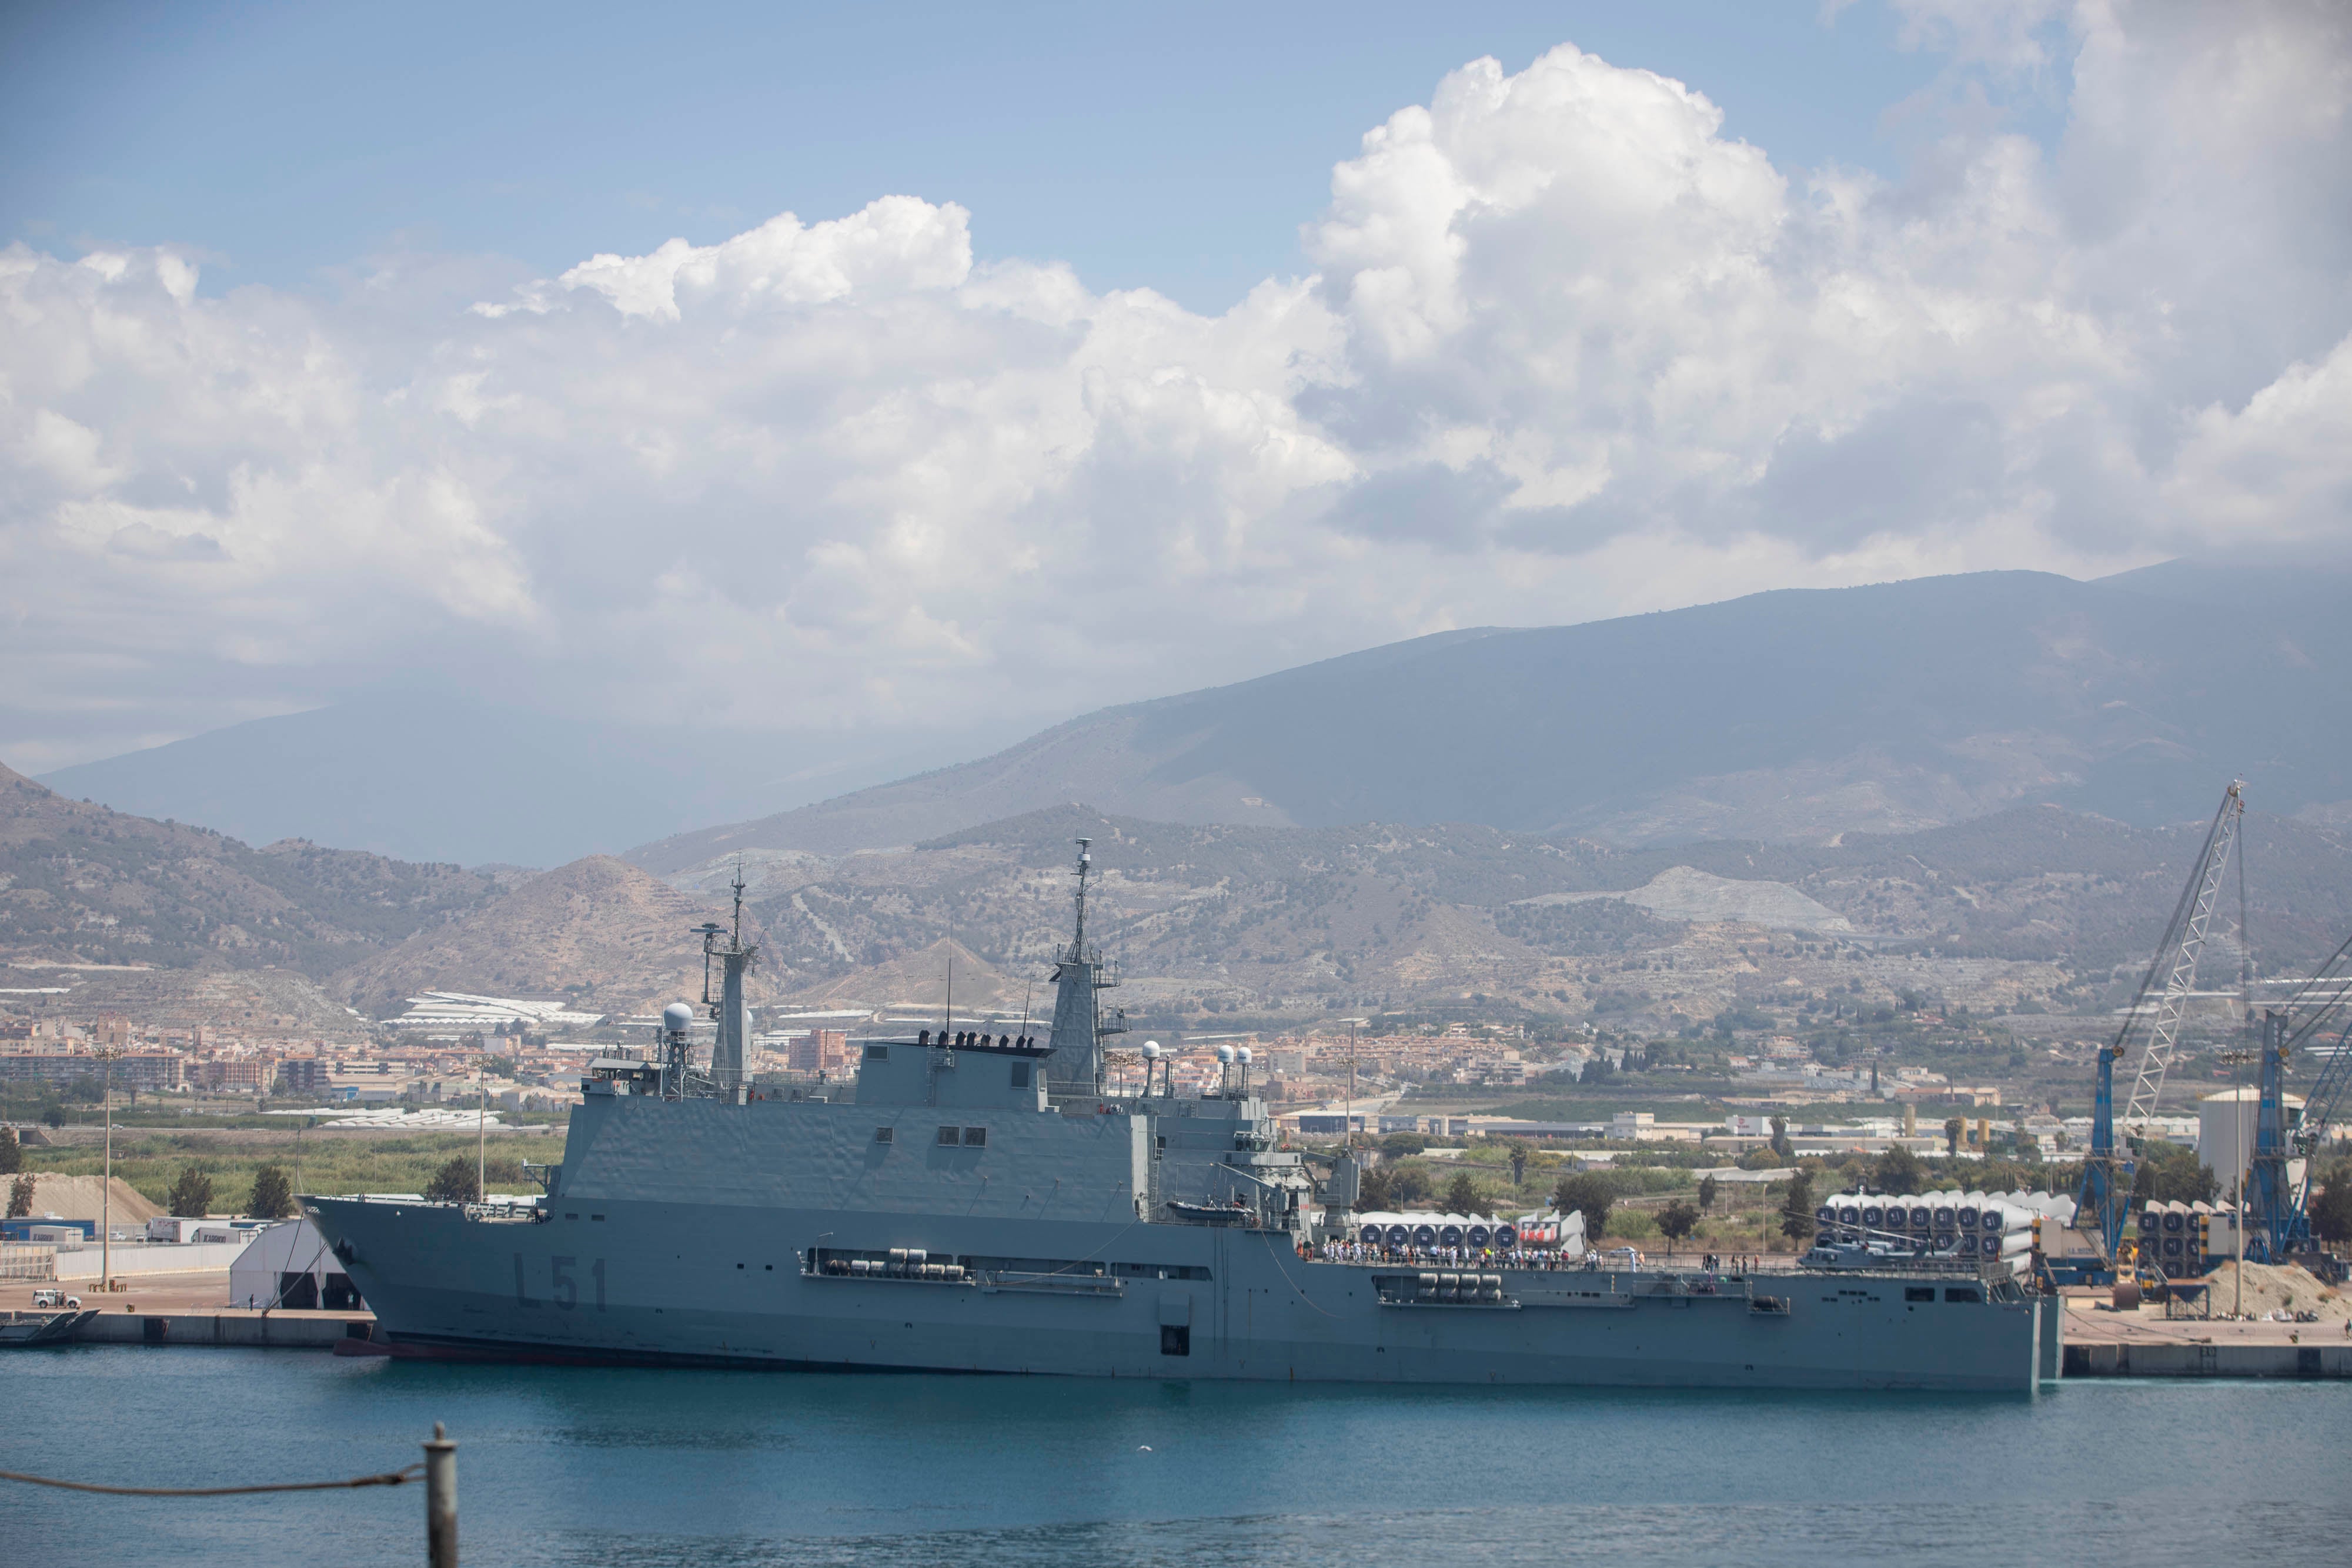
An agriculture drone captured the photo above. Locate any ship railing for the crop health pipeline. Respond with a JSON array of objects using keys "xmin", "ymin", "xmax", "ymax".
[
  {"xmin": 1160, "ymin": 1200, "xmax": 1269, "ymax": 1228},
  {"xmin": 1309, "ymin": 1248, "xmax": 1618, "ymax": 1273},
  {"xmin": 1788, "ymin": 1253, "xmax": 2022, "ymax": 1279}
]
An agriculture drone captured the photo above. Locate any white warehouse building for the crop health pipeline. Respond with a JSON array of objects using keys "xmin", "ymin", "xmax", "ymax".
[{"xmin": 228, "ymin": 1219, "xmax": 365, "ymax": 1313}]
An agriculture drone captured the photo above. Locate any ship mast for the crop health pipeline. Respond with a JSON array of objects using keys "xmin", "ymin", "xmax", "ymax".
[
  {"xmin": 1044, "ymin": 837, "xmax": 1122, "ymax": 1096},
  {"xmin": 699, "ymin": 860, "xmax": 759, "ymax": 1100}
]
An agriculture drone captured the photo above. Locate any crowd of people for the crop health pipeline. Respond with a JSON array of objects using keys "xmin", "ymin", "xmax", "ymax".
[{"xmin": 1307, "ymin": 1239, "xmax": 1769, "ymax": 1275}]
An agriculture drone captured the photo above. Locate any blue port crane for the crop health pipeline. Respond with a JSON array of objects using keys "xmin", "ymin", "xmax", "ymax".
[
  {"xmin": 2072, "ymin": 781, "xmax": 2246, "ymax": 1270},
  {"xmin": 2256, "ymin": 932, "xmax": 2352, "ymax": 1260}
]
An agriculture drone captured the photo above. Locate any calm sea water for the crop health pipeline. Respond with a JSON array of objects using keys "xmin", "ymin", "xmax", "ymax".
[{"xmin": 5, "ymin": 1350, "xmax": 2348, "ymax": 1566}]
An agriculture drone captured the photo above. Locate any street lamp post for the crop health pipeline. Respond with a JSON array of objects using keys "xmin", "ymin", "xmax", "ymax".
[{"xmin": 95, "ymin": 1044, "xmax": 121, "ymax": 1288}]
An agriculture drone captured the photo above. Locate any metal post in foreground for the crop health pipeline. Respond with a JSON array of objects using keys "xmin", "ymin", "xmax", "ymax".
[
  {"xmin": 423, "ymin": 1422, "xmax": 456, "ymax": 1567},
  {"xmin": 101, "ymin": 1048, "xmax": 112, "ymax": 1288}
]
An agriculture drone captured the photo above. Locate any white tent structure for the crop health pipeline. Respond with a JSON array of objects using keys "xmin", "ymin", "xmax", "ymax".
[{"xmin": 228, "ymin": 1219, "xmax": 364, "ymax": 1312}]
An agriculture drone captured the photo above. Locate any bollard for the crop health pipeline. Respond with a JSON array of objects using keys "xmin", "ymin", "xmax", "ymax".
[{"xmin": 423, "ymin": 1422, "xmax": 457, "ymax": 1568}]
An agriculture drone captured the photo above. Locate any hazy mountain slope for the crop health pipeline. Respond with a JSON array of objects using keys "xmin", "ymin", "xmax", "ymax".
[
  {"xmin": 38, "ymin": 691, "xmax": 1008, "ymax": 868},
  {"xmin": 634, "ymin": 566, "xmax": 2352, "ymax": 868},
  {"xmin": 724, "ymin": 802, "xmax": 2352, "ymax": 1023},
  {"xmin": 630, "ymin": 628, "xmax": 1511, "ymax": 867},
  {"xmin": 0, "ymin": 762, "xmax": 498, "ymax": 977},
  {"xmin": 331, "ymin": 855, "xmax": 782, "ymax": 1019}
]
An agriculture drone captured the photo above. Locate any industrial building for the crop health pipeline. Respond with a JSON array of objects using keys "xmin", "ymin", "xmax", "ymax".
[
  {"xmin": 2198, "ymin": 1086, "xmax": 2307, "ymax": 1198},
  {"xmin": 228, "ymin": 1219, "xmax": 364, "ymax": 1312}
]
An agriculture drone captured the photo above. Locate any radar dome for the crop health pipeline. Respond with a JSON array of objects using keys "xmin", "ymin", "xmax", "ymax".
[
  {"xmin": 1215, "ymin": 1044, "xmax": 1235, "ymax": 1064},
  {"xmin": 662, "ymin": 1002, "xmax": 694, "ymax": 1033},
  {"xmin": 1237, "ymin": 1046, "xmax": 1254, "ymax": 1065},
  {"xmin": 1142, "ymin": 1041, "xmax": 1162, "ymax": 1059}
]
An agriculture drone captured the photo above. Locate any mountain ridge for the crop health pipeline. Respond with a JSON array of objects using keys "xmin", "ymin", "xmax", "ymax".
[
  {"xmin": 633, "ymin": 565, "xmax": 2352, "ymax": 872},
  {"xmin": 717, "ymin": 800, "xmax": 2352, "ymax": 1029},
  {"xmin": 0, "ymin": 760, "xmax": 499, "ymax": 978},
  {"xmin": 35, "ymin": 693, "xmax": 1008, "ymax": 868}
]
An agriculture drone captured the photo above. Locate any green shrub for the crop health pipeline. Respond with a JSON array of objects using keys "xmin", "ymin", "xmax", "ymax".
[
  {"xmin": 423, "ymin": 1156, "xmax": 480, "ymax": 1205},
  {"xmin": 166, "ymin": 1164, "xmax": 215, "ymax": 1218},
  {"xmin": 246, "ymin": 1165, "xmax": 296, "ymax": 1219}
]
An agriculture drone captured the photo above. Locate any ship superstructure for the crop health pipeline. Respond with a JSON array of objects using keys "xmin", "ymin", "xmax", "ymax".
[{"xmin": 309, "ymin": 842, "xmax": 2054, "ymax": 1391}]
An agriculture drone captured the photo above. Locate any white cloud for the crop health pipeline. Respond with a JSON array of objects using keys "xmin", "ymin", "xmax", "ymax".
[
  {"xmin": 4, "ymin": 1, "xmax": 2347, "ymax": 772},
  {"xmin": 546, "ymin": 195, "xmax": 977, "ymax": 322}
]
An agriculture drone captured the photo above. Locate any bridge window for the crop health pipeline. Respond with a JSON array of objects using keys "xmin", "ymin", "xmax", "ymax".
[
  {"xmin": 1010, "ymin": 1062, "xmax": 1030, "ymax": 1088},
  {"xmin": 937, "ymin": 1126, "xmax": 961, "ymax": 1145},
  {"xmin": 1945, "ymin": 1286, "xmax": 1981, "ymax": 1303},
  {"xmin": 864, "ymin": 1045, "xmax": 888, "ymax": 1061},
  {"xmin": 963, "ymin": 1126, "xmax": 987, "ymax": 1146},
  {"xmin": 873, "ymin": 1127, "xmax": 893, "ymax": 1144},
  {"xmin": 1905, "ymin": 1287, "xmax": 1935, "ymax": 1302}
]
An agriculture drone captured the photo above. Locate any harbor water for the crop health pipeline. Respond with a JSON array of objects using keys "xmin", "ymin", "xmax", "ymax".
[{"xmin": 6, "ymin": 1349, "xmax": 2349, "ymax": 1566}]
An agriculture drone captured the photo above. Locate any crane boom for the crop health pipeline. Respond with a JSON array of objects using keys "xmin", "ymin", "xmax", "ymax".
[
  {"xmin": 2073, "ymin": 780, "xmax": 2245, "ymax": 1266},
  {"xmin": 2118, "ymin": 781, "xmax": 2246, "ymax": 1138}
]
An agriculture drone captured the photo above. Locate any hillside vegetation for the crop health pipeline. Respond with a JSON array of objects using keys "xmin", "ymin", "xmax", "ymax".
[
  {"xmin": 0, "ymin": 764, "xmax": 497, "ymax": 977},
  {"xmin": 721, "ymin": 801, "xmax": 2351, "ymax": 1024}
]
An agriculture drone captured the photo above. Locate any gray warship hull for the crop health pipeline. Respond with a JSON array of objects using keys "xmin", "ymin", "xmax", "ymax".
[
  {"xmin": 309, "ymin": 1097, "xmax": 2053, "ymax": 1392},
  {"xmin": 310, "ymin": 842, "xmax": 2053, "ymax": 1393}
]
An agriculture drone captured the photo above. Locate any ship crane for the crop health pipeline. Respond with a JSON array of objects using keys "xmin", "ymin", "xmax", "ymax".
[{"xmin": 2073, "ymin": 781, "xmax": 2246, "ymax": 1271}]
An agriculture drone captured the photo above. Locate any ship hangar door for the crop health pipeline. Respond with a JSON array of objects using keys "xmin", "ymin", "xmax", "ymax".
[
  {"xmin": 1160, "ymin": 1292, "xmax": 1192, "ymax": 1357},
  {"xmin": 277, "ymin": 1272, "xmax": 319, "ymax": 1310}
]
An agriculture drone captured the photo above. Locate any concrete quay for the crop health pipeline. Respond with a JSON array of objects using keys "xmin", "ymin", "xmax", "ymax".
[
  {"xmin": 2060, "ymin": 1292, "xmax": 2352, "ymax": 1379},
  {"xmin": 2, "ymin": 1270, "xmax": 373, "ymax": 1349},
  {"xmin": 2062, "ymin": 1339, "xmax": 2351, "ymax": 1378},
  {"xmin": 72, "ymin": 1309, "xmax": 372, "ymax": 1349}
]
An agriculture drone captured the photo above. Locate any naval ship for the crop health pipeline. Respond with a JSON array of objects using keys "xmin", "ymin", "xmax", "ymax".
[{"xmin": 310, "ymin": 842, "xmax": 2057, "ymax": 1390}]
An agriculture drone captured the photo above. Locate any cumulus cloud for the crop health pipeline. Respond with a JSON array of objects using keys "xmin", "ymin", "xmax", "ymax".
[{"xmin": 4, "ymin": 0, "xmax": 2347, "ymax": 771}]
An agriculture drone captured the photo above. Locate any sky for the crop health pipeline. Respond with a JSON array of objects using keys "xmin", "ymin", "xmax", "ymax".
[{"xmin": 3, "ymin": 0, "xmax": 2348, "ymax": 773}]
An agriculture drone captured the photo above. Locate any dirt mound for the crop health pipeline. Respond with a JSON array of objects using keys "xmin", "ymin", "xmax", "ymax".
[
  {"xmin": 2197, "ymin": 1259, "xmax": 2348, "ymax": 1322},
  {"xmin": 6, "ymin": 1173, "xmax": 163, "ymax": 1225}
]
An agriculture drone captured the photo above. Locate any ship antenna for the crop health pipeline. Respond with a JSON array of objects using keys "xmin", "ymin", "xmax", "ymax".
[
  {"xmin": 944, "ymin": 946, "xmax": 953, "ymax": 1039},
  {"xmin": 1071, "ymin": 838, "xmax": 1091, "ymax": 956},
  {"xmin": 731, "ymin": 858, "xmax": 746, "ymax": 948}
]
